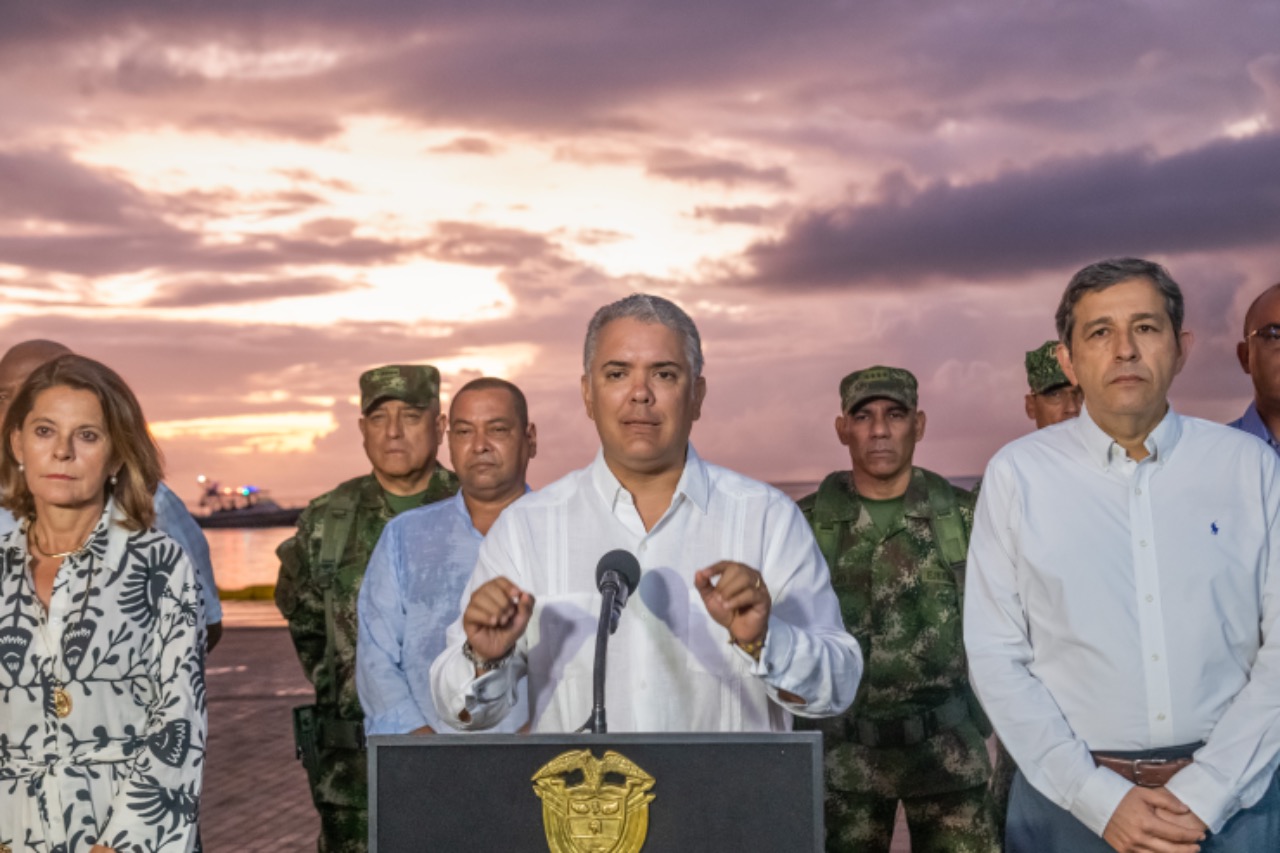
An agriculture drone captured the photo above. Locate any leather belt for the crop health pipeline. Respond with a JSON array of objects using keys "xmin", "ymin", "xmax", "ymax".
[
  {"xmin": 851, "ymin": 694, "xmax": 968, "ymax": 749},
  {"xmin": 1093, "ymin": 754, "xmax": 1192, "ymax": 787}
]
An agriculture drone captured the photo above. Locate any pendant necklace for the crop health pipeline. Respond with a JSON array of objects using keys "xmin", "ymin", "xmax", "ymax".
[{"xmin": 31, "ymin": 522, "xmax": 97, "ymax": 719}]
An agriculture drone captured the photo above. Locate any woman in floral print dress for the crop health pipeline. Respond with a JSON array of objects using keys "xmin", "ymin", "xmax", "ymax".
[{"xmin": 0, "ymin": 354, "xmax": 205, "ymax": 853}]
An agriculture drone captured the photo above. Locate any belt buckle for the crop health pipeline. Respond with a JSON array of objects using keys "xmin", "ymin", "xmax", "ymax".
[{"xmin": 1133, "ymin": 757, "xmax": 1170, "ymax": 787}]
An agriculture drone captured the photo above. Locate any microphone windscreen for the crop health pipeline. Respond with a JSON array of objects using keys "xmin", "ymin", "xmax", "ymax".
[{"xmin": 595, "ymin": 549, "xmax": 641, "ymax": 594}]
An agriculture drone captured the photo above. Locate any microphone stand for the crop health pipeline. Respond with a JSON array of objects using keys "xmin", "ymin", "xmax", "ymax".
[
  {"xmin": 577, "ymin": 551, "xmax": 639, "ymax": 735},
  {"xmin": 588, "ymin": 582, "xmax": 621, "ymax": 734}
]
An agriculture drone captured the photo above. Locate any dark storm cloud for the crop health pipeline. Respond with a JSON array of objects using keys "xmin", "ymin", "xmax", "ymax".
[
  {"xmin": 144, "ymin": 276, "xmax": 364, "ymax": 308},
  {"xmin": 0, "ymin": 227, "xmax": 422, "ymax": 276},
  {"xmin": 0, "ymin": 148, "xmax": 156, "ymax": 227},
  {"xmin": 736, "ymin": 132, "xmax": 1280, "ymax": 289},
  {"xmin": 187, "ymin": 112, "xmax": 344, "ymax": 141},
  {"xmin": 691, "ymin": 204, "xmax": 788, "ymax": 226},
  {"xmin": 645, "ymin": 148, "xmax": 791, "ymax": 189}
]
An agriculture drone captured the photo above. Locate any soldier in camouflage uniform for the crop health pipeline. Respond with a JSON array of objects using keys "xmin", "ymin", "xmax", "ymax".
[
  {"xmin": 1023, "ymin": 340, "xmax": 1083, "ymax": 429},
  {"xmin": 276, "ymin": 365, "xmax": 460, "ymax": 853},
  {"xmin": 796, "ymin": 366, "xmax": 998, "ymax": 853}
]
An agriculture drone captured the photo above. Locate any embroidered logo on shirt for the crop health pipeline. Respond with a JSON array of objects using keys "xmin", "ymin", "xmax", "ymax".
[{"xmin": 1211, "ymin": 522, "xmax": 1219, "ymax": 535}]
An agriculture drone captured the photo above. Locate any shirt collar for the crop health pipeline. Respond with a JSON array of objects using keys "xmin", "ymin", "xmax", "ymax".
[
  {"xmin": 1072, "ymin": 403, "xmax": 1183, "ymax": 470},
  {"xmin": 450, "ymin": 485, "xmax": 532, "ymax": 536},
  {"xmin": 1237, "ymin": 402, "xmax": 1280, "ymax": 448},
  {"xmin": 589, "ymin": 443, "xmax": 710, "ymax": 515}
]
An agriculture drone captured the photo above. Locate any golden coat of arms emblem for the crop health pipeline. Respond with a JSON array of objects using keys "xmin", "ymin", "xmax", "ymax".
[{"xmin": 532, "ymin": 749, "xmax": 656, "ymax": 853}]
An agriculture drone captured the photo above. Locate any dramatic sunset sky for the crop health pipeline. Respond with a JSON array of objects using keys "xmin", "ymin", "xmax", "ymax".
[{"xmin": 3, "ymin": 2, "xmax": 1279, "ymax": 505}]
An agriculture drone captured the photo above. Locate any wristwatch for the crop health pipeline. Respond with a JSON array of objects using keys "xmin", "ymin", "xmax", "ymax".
[{"xmin": 462, "ymin": 640, "xmax": 512, "ymax": 673}]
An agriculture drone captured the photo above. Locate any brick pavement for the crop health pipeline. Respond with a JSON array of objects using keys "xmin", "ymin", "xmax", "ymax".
[
  {"xmin": 205, "ymin": 602, "xmax": 913, "ymax": 852},
  {"xmin": 203, "ymin": 606, "xmax": 318, "ymax": 851}
]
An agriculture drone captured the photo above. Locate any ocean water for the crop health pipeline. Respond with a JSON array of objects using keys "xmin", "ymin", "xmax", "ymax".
[{"xmin": 205, "ymin": 526, "xmax": 295, "ymax": 592}]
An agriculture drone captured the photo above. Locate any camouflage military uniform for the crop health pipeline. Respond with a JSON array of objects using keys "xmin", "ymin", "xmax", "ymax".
[
  {"xmin": 797, "ymin": 468, "xmax": 997, "ymax": 853},
  {"xmin": 276, "ymin": 466, "xmax": 459, "ymax": 852}
]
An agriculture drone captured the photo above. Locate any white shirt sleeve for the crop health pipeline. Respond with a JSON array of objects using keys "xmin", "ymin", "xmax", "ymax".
[
  {"xmin": 430, "ymin": 512, "xmax": 527, "ymax": 731},
  {"xmin": 1165, "ymin": 455, "xmax": 1280, "ymax": 832},
  {"xmin": 963, "ymin": 456, "xmax": 1132, "ymax": 837},
  {"xmin": 753, "ymin": 495, "xmax": 862, "ymax": 717}
]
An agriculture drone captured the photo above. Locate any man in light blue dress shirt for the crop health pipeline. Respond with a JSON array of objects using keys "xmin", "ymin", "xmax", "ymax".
[
  {"xmin": 1230, "ymin": 281, "xmax": 1280, "ymax": 451},
  {"xmin": 357, "ymin": 377, "xmax": 535, "ymax": 734},
  {"xmin": 966, "ymin": 259, "xmax": 1280, "ymax": 853},
  {"xmin": 0, "ymin": 339, "xmax": 223, "ymax": 648}
]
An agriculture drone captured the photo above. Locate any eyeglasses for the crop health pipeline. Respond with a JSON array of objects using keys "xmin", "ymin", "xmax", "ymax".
[{"xmin": 1247, "ymin": 324, "xmax": 1280, "ymax": 345}]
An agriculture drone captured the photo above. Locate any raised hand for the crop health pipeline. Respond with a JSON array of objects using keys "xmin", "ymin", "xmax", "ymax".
[
  {"xmin": 462, "ymin": 576, "xmax": 535, "ymax": 663},
  {"xmin": 693, "ymin": 560, "xmax": 770, "ymax": 647}
]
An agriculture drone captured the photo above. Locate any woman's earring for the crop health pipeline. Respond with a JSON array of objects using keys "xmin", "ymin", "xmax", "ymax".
[{"xmin": 110, "ymin": 473, "xmax": 118, "ymax": 486}]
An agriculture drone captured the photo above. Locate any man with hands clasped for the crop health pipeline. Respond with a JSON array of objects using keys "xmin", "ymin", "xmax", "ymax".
[
  {"xmin": 431, "ymin": 293, "xmax": 862, "ymax": 733},
  {"xmin": 965, "ymin": 258, "xmax": 1280, "ymax": 852}
]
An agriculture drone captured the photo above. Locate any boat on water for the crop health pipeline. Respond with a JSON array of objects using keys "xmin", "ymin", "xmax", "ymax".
[{"xmin": 195, "ymin": 477, "xmax": 302, "ymax": 529}]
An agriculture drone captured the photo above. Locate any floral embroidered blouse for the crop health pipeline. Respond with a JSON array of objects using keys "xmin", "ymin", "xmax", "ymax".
[{"xmin": 0, "ymin": 501, "xmax": 206, "ymax": 853}]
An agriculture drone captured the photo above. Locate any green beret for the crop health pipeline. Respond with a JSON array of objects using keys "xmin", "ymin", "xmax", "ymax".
[
  {"xmin": 1025, "ymin": 341, "xmax": 1070, "ymax": 394},
  {"xmin": 839, "ymin": 365, "xmax": 918, "ymax": 413},
  {"xmin": 359, "ymin": 364, "xmax": 441, "ymax": 414}
]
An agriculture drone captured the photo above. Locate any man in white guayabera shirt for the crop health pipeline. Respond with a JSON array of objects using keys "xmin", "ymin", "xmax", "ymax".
[
  {"xmin": 965, "ymin": 257, "xmax": 1280, "ymax": 852},
  {"xmin": 431, "ymin": 293, "xmax": 862, "ymax": 733}
]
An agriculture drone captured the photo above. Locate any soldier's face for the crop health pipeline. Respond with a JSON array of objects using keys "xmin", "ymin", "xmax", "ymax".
[
  {"xmin": 581, "ymin": 317, "xmax": 705, "ymax": 479},
  {"xmin": 1060, "ymin": 277, "xmax": 1190, "ymax": 431},
  {"xmin": 448, "ymin": 387, "xmax": 536, "ymax": 501},
  {"xmin": 837, "ymin": 398, "xmax": 924, "ymax": 484},
  {"xmin": 359, "ymin": 399, "xmax": 444, "ymax": 481},
  {"xmin": 1024, "ymin": 384, "xmax": 1083, "ymax": 429}
]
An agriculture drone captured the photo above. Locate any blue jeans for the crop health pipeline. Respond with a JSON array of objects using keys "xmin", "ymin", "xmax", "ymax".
[{"xmin": 1006, "ymin": 768, "xmax": 1280, "ymax": 852}]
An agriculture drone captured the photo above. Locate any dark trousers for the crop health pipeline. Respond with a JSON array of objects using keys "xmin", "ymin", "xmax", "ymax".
[{"xmin": 1006, "ymin": 768, "xmax": 1280, "ymax": 853}]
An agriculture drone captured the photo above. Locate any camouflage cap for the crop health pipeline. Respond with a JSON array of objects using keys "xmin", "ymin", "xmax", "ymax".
[
  {"xmin": 1025, "ymin": 340, "xmax": 1070, "ymax": 394},
  {"xmin": 359, "ymin": 364, "xmax": 441, "ymax": 414},
  {"xmin": 839, "ymin": 365, "xmax": 918, "ymax": 413}
]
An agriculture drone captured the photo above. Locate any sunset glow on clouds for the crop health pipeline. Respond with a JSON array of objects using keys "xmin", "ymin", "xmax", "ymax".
[{"xmin": 2, "ymin": 2, "xmax": 1280, "ymax": 504}]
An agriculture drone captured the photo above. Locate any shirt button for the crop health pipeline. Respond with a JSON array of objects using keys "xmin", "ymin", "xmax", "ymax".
[
  {"xmin": 1151, "ymin": 654, "xmax": 1159, "ymax": 662},
  {"xmin": 1135, "ymin": 488, "xmax": 1143, "ymax": 496},
  {"xmin": 1146, "ymin": 595, "xmax": 1154, "ymax": 603},
  {"xmin": 1139, "ymin": 540, "xmax": 1148, "ymax": 548},
  {"xmin": 1156, "ymin": 713, "xmax": 1166, "ymax": 721}
]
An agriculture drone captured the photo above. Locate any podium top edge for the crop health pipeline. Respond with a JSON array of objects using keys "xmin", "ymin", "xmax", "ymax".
[{"xmin": 367, "ymin": 731, "xmax": 822, "ymax": 748}]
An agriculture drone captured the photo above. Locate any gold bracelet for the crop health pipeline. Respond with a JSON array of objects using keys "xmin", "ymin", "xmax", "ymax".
[{"xmin": 731, "ymin": 633, "xmax": 766, "ymax": 661}]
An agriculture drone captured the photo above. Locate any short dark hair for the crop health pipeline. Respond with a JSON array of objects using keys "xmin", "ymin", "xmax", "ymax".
[
  {"xmin": 1, "ymin": 354, "xmax": 162, "ymax": 530},
  {"xmin": 451, "ymin": 377, "xmax": 529, "ymax": 428},
  {"xmin": 583, "ymin": 293, "xmax": 704, "ymax": 380},
  {"xmin": 1055, "ymin": 258, "xmax": 1185, "ymax": 352}
]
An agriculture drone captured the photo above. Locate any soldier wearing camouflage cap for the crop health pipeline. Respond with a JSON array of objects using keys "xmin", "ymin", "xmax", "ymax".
[
  {"xmin": 1024, "ymin": 340, "xmax": 1082, "ymax": 429},
  {"xmin": 797, "ymin": 365, "xmax": 998, "ymax": 853},
  {"xmin": 276, "ymin": 364, "xmax": 459, "ymax": 852}
]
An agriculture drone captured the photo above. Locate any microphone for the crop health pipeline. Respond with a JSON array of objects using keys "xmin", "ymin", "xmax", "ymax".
[
  {"xmin": 596, "ymin": 549, "xmax": 641, "ymax": 635},
  {"xmin": 586, "ymin": 550, "xmax": 642, "ymax": 734}
]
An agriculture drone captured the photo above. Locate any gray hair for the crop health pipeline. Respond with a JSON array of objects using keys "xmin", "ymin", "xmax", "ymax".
[
  {"xmin": 582, "ymin": 293, "xmax": 704, "ymax": 379},
  {"xmin": 1055, "ymin": 257, "xmax": 1185, "ymax": 352}
]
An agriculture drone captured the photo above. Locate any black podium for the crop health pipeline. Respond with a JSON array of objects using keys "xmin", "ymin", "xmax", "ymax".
[{"xmin": 368, "ymin": 732, "xmax": 823, "ymax": 852}]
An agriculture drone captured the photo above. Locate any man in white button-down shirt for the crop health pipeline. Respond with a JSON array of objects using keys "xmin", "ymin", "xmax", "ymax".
[
  {"xmin": 965, "ymin": 258, "xmax": 1280, "ymax": 852},
  {"xmin": 431, "ymin": 293, "xmax": 862, "ymax": 734}
]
